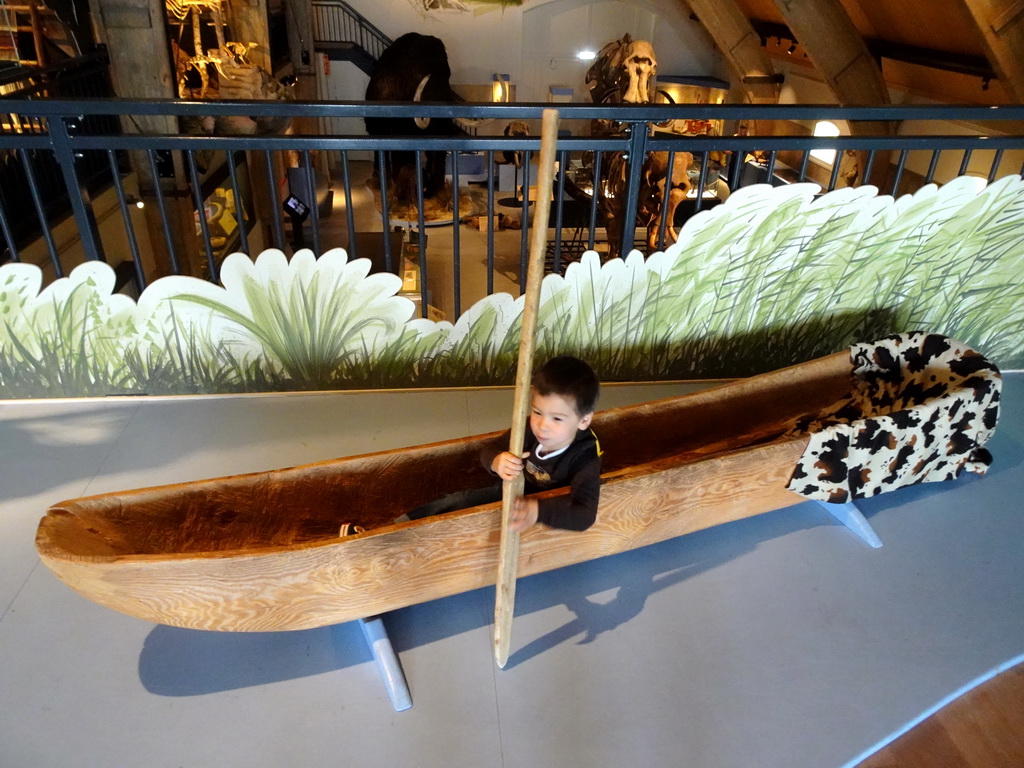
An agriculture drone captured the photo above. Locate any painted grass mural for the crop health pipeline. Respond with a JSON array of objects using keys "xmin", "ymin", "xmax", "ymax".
[{"xmin": 1, "ymin": 176, "xmax": 1023, "ymax": 399}]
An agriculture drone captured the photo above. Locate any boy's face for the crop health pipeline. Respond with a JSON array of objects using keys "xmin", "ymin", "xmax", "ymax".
[{"xmin": 529, "ymin": 390, "xmax": 593, "ymax": 453}]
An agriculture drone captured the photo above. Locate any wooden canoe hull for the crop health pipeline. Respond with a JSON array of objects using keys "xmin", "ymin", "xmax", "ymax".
[
  {"xmin": 37, "ymin": 439, "xmax": 809, "ymax": 632},
  {"xmin": 36, "ymin": 352, "xmax": 850, "ymax": 632}
]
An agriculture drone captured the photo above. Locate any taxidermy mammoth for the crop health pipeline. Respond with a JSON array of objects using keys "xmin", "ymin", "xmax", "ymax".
[
  {"xmin": 584, "ymin": 35, "xmax": 692, "ymax": 258},
  {"xmin": 364, "ymin": 32, "xmax": 484, "ymax": 205}
]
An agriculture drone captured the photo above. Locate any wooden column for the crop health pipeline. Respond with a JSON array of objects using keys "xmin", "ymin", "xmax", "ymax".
[
  {"xmin": 961, "ymin": 0, "xmax": 1024, "ymax": 102},
  {"xmin": 772, "ymin": 0, "xmax": 894, "ymax": 188},
  {"xmin": 772, "ymin": 0, "xmax": 889, "ymax": 106},
  {"xmin": 88, "ymin": 0, "xmax": 203, "ymax": 278},
  {"xmin": 285, "ymin": 0, "xmax": 317, "ymax": 136},
  {"xmin": 683, "ymin": 0, "xmax": 781, "ymax": 103},
  {"xmin": 227, "ymin": 0, "xmax": 271, "ymax": 73}
]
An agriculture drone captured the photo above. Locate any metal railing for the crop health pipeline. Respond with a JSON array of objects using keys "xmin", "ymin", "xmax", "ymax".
[
  {"xmin": 0, "ymin": 52, "xmax": 119, "ymax": 255},
  {"xmin": 311, "ymin": 0, "xmax": 391, "ymax": 63},
  {"xmin": 1, "ymin": 98, "xmax": 1023, "ymax": 320}
]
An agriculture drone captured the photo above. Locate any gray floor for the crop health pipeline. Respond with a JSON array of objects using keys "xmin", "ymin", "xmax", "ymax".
[{"xmin": 2, "ymin": 375, "xmax": 1023, "ymax": 768}]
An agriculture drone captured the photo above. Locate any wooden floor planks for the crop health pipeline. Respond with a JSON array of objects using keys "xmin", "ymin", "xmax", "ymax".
[{"xmin": 856, "ymin": 662, "xmax": 1024, "ymax": 768}]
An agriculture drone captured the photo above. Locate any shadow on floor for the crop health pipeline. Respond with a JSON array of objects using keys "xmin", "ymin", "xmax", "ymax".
[{"xmin": 138, "ymin": 499, "xmax": 835, "ymax": 695}]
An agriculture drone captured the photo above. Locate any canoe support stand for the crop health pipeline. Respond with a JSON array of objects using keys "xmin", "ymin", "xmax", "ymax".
[
  {"xmin": 816, "ymin": 500, "xmax": 883, "ymax": 548},
  {"xmin": 356, "ymin": 615, "xmax": 412, "ymax": 712}
]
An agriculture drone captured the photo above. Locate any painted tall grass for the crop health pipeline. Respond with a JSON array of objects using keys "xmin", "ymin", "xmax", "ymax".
[{"xmin": 1, "ymin": 176, "xmax": 1022, "ymax": 399}]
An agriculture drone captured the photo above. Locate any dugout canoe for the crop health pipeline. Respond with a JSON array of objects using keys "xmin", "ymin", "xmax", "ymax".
[{"xmin": 35, "ymin": 334, "xmax": 1000, "ymax": 633}]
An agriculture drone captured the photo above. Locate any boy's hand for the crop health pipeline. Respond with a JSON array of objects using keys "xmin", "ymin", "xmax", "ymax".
[
  {"xmin": 492, "ymin": 451, "xmax": 529, "ymax": 481},
  {"xmin": 509, "ymin": 496, "xmax": 539, "ymax": 532}
]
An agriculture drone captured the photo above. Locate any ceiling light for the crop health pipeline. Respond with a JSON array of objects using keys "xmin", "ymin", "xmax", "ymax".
[{"xmin": 577, "ymin": 50, "xmax": 596, "ymax": 61}]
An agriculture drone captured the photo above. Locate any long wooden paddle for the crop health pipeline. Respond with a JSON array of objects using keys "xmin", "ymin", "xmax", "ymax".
[{"xmin": 493, "ymin": 108, "xmax": 561, "ymax": 669}]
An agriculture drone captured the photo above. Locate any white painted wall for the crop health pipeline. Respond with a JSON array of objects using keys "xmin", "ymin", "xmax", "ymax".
[
  {"xmin": 316, "ymin": 54, "xmax": 371, "ymax": 158},
  {"xmin": 323, "ymin": 0, "xmax": 728, "ymax": 107}
]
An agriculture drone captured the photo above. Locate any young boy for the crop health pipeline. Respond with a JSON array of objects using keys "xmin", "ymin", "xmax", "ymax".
[{"xmin": 405, "ymin": 355, "xmax": 602, "ymax": 532}]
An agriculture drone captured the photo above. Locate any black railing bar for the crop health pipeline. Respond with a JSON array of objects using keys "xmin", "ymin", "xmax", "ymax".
[
  {"xmin": 226, "ymin": 151, "xmax": 249, "ymax": 257},
  {"xmin": 0, "ymin": 133, "xmax": 90, "ymax": 150},
  {"xmin": 656, "ymin": 150, "xmax": 675, "ymax": 251},
  {"xmin": 694, "ymin": 150, "xmax": 710, "ymax": 214},
  {"xmin": 10, "ymin": 99, "xmax": 1024, "ymax": 122},
  {"xmin": 588, "ymin": 151, "xmax": 601, "ymax": 251},
  {"xmin": 761, "ymin": 147, "xmax": 774, "ymax": 183},
  {"xmin": 414, "ymin": 151, "xmax": 428, "ymax": 319},
  {"xmin": 32, "ymin": 133, "xmax": 1024, "ymax": 155},
  {"xmin": 553, "ymin": 148, "xmax": 568, "ymax": 274},
  {"xmin": 185, "ymin": 150, "xmax": 218, "ymax": 282},
  {"xmin": 621, "ymin": 125, "xmax": 648, "ymax": 256},
  {"xmin": 486, "ymin": 150, "xmax": 495, "ymax": 296},
  {"xmin": 301, "ymin": 152, "xmax": 321, "ymax": 256},
  {"xmin": 923, "ymin": 149, "xmax": 941, "ymax": 184},
  {"xmin": 727, "ymin": 146, "xmax": 744, "ymax": 189},
  {"xmin": 519, "ymin": 150, "xmax": 532, "ymax": 292},
  {"xmin": 646, "ymin": 135, "xmax": 1024, "ymax": 152},
  {"xmin": 863, "ymin": 149, "xmax": 877, "ymax": 183},
  {"xmin": 797, "ymin": 149, "xmax": 810, "ymax": 182},
  {"xmin": 989, "ymin": 149, "xmax": 1004, "ymax": 182},
  {"xmin": 765, "ymin": 147, "xmax": 778, "ymax": 180},
  {"xmin": 49, "ymin": 134, "xmax": 630, "ymax": 153},
  {"xmin": 891, "ymin": 149, "xmax": 909, "ymax": 195},
  {"xmin": 827, "ymin": 151, "xmax": 843, "ymax": 192},
  {"xmin": 340, "ymin": 151, "xmax": 357, "ymax": 261},
  {"xmin": 145, "ymin": 149, "xmax": 181, "ymax": 274},
  {"xmin": 376, "ymin": 150, "xmax": 392, "ymax": 272},
  {"xmin": 958, "ymin": 148, "xmax": 973, "ymax": 176},
  {"xmin": 107, "ymin": 150, "xmax": 146, "ymax": 291},
  {"xmin": 46, "ymin": 115, "xmax": 105, "ymax": 263},
  {"xmin": 18, "ymin": 147, "xmax": 63, "ymax": 276},
  {"xmin": 264, "ymin": 150, "xmax": 285, "ymax": 251},
  {"xmin": 452, "ymin": 153, "xmax": 461, "ymax": 319},
  {"xmin": 0, "ymin": 198, "xmax": 20, "ymax": 264}
]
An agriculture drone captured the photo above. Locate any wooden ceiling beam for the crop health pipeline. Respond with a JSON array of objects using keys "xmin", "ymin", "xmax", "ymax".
[
  {"xmin": 681, "ymin": 0, "xmax": 781, "ymax": 103},
  {"xmin": 771, "ymin": 0, "xmax": 889, "ymax": 109},
  {"xmin": 960, "ymin": 0, "xmax": 1024, "ymax": 102}
]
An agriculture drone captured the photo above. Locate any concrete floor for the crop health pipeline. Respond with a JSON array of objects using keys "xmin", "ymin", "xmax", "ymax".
[{"xmin": 2, "ymin": 374, "xmax": 1023, "ymax": 768}]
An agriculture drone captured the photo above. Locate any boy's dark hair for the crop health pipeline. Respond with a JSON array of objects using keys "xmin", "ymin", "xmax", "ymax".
[{"xmin": 532, "ymin": 356, "xmax": 600, "ymax": 416}]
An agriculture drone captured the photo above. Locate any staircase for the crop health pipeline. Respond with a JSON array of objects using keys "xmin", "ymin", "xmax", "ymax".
[
  {"xmin": 311, "ymin": 0, "xmax": 391, "ymax": 75},
  {"xmin": 0, "ymin": 2, "xmax": 80, "ymax": 69}
]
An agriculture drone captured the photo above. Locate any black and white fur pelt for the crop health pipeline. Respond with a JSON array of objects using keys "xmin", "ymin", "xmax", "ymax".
[{"xmin": 786, "ymin": 333, "xmax": 1001, "ymax": 503}]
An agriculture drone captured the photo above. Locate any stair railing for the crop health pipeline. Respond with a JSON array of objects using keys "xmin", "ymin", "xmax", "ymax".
[{"xmin": 311, "ymin": 0, "xmax": 391, "ymax": 63}]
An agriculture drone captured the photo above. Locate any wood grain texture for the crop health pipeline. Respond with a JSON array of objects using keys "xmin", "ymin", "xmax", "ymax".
[
  {"xmin": 687, "ymin": 0, "xmax": 781, "ymax": 102},
  {"xmin": 495, "ymin": 107, "xmax": 560, "ymax": 668},
  {"xmin": 855, "ymin": 662, "xmax": 1024, "ymax": 768},
  {"xmin": 36, "ymin": 351, "xmax": 853, "ymax": 632}
]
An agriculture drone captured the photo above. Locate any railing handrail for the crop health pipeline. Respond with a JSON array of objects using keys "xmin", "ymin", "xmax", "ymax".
[
  {"xmin": 3, "ymin": 96, "xmax": 1023, "ymax": 304},
  {"xmin": 3, "ymin": 98, "xmax": 1024, "ymax": 126}
]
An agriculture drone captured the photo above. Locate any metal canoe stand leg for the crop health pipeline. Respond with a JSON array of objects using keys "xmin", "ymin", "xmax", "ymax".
[
  {"xmin": 816, "ymin": 500, "xmax": 883, "ymax": 548},
  {"xmin": 358, "ymin": 615, "xmax": 412, "ymax": 712}
]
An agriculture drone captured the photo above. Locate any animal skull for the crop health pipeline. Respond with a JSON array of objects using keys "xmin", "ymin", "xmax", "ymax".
[{"xmin": 620, "ymin": 39, "xmax": 656, "ymax": 104}]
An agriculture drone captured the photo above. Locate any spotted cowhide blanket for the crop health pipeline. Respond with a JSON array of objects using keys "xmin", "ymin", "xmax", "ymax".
[{"xmin": 786, "ymin": 333, "xmax": 1001, "ymax": 503}]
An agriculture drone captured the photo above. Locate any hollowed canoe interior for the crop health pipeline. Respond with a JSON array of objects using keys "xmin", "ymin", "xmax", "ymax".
[{"xmin": 38, "ymin": 355, "xmax": 853, "ymax": 559}]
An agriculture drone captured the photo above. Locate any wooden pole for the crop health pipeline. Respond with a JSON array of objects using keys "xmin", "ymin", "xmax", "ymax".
[{"xmin": 493, "ymin": 108, "xmax": 561, "ymax": 669}]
